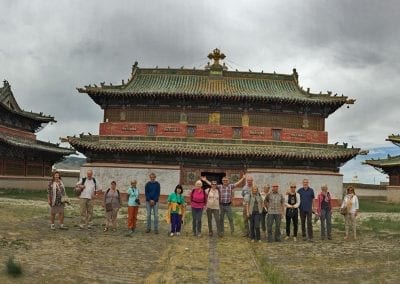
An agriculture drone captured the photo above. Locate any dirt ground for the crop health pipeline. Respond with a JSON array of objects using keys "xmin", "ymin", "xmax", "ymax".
[{"xmin": 1, "ymin": 197, "xmax": 400, "ymax": 283}]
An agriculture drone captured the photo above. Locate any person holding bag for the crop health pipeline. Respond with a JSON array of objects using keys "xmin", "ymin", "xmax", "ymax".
[
  {"xmin": 104, "ymin": 181, "xmax": 121, "ymax": 232},
  {"xmin": 341, "ymin": 186, "xmax": 359, "ymax": 240},
  {"xmin": 47, "ymin": 171, "xmax": 68, "ymax": 230},
  {"xmin": 317, "ymin": 184, "xmax": 332, "ymax": 240}
]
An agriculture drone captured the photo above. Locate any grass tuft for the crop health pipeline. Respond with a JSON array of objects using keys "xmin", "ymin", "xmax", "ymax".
[{"xmin": 6, "ymin": 256, "xmax": 23, "ymax": 277}]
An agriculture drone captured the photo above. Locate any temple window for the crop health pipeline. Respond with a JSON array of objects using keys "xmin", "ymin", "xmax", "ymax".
[
  {"xmin": 187, "ymin": 125, "xmax": 196, "ymax": 137},
  {"xmin": 233, "ymin": 127, "xmax": 242, "ymax": 139},
  {"xmin": 147, "ymin": 124, "xmax": 157, "ymax": 136},
  {"xmin": 272, "ymin": 129, "xmax": 282, "ymax": 141}
]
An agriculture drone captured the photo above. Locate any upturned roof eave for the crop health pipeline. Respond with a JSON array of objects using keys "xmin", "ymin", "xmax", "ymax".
[
  {"xmin": 66, "ymin": 135, "xmax": 359, "ymax": 161},
  {"xmin": 0, "ymin": 135, "xmax": 75, "ymax": 155},
  {"xmin": 80, "ymin": 88, "xmax": 348, "ymax": 107}
]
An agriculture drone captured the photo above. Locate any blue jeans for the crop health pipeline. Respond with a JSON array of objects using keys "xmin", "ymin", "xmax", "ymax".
[
  {"xmin": 146, "ymin": 201, "xmax": 159, "ymax": 231},
  {"xmin": 250, "ymin": 212, "xmax": 261, "ymax": 240},
  {"xmin": 320, "ymin": 208, "xmax": 332, "ymax": 238},
  {"xmin": 171, "ymin": 213, "xmax": 182, "ymax": 233},
  {"xmin": 191, "ymin": 207, "xmax": 203, "ymax": 236}
]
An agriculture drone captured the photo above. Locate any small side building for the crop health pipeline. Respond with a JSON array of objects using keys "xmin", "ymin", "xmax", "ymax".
[
  {"xmin": 364, "ymin": 134, "xmax": 400, "ymax": 202},
  {"xmin": 0, "ymin": 80, "xmax": 75, "ymax": 189}
]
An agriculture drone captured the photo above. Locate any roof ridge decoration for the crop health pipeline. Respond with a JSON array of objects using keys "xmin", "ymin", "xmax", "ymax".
[
  {"xmin": 0, "ymin": 79, "xmax": 56, "ymax": 130},
  {"xmin": 0, "ymin": 79, "xmax": 22, "ymax": 112},
  {"xmin": 205, "ymin": 48, "xmax": 228, "ymax": 76},
  {"xmin": 76, "ymin": 48, "xmax": 356, "ymax": 110}
]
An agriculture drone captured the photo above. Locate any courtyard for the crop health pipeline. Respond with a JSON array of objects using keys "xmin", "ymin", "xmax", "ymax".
[{"xmin": 0, "ymin": 190, "xmax": 399, "ymax": 283}]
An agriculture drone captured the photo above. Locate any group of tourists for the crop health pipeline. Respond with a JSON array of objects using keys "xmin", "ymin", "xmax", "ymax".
[{"xmin": 46, "ymin": 170, "xmax": 360, "ymax": 241}]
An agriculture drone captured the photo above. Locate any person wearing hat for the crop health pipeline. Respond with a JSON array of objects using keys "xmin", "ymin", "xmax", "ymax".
[
  {"xmin": 317, "ymin": 184, "xmax": 332, "ymax": 240},
  {"xmin": 265, "ymin": 183, "xmax": 284, "ymax": 242},
  {"xmin": 284, "ymin": 182, "xmax": 300, "ymax": 241}
]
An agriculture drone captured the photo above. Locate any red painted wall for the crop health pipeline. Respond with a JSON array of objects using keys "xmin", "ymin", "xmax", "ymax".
[
  {"xmin": 0, "ymin": 125, "xmax": 36, "ymax": 140},
  {"xmin": 99, "ymin": 122, "xmax": 328, "ymax": 143}
]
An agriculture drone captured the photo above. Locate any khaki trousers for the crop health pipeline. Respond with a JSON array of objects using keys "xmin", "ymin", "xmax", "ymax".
[{"xmin": 80, "ymin": 198, "xmax": 93, "ymax": 226}]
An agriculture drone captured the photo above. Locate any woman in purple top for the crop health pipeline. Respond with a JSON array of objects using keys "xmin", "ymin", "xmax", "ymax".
[
  {"xmin": 103, "ymin": 181, "xmax": 122, "ymax": 232},
  {"xmin": 190, "ymin": 180, "xmax": 207, "ymax": 237}
]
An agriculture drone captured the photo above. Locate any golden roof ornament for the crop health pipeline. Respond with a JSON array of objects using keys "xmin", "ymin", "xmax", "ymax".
[{"xmin": 206, "ymin": 48, "xmax": 227, "ymax": 71}]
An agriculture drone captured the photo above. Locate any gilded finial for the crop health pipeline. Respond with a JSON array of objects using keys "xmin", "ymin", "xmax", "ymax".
[{"xmin": 207, "ymin": 48, "xmax": 226, "ymax": 70}]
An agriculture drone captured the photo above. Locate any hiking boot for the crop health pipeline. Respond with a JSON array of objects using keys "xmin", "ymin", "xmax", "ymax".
[
  {"xmin": 284, "ymin": 236, "xmax": 290, "ymax": 241},
  {"xmin": 145, "ymin": 229, "xmax": 151, "ymax": 233},
  {"xmin": 50, "ymin": 224, "xmax": 56, "ymax": 230}
]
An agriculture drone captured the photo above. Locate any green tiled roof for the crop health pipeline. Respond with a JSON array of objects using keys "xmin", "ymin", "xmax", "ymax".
[
  {"xmin": 77, "ymin": 64, "xmax": 354, "ymax": 107},
  {"xmin": 0, "ymin": 80, "xmax": 55, "ymax": 123},
  {"xmin": 0, "ymin": 132, "xmax": 75, "ymax": 155},
  {"xmin": 66, "ymin": 135, "xmax": 359, "ymax": 160},
  {"xmin": 364, "ymin": 155, "xmax": 400, "ymax": 168},
  {"xmin": 387, "ymin": 135, "xmax": 400, "ymax": 147}
]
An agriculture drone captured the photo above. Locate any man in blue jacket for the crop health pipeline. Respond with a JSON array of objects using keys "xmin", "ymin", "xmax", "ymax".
[
  {"xmin": 297, "ymin": 179, "xmax": 315, "ymax": 242},
  {"xmin": 145, "ymin": 172, "xmax": 161, "ymax": 234}
]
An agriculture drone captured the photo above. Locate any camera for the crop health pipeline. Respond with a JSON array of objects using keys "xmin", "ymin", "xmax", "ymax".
[{"xmin": 135, "ymin": 198, "xmax": 141, "ymax": 205}]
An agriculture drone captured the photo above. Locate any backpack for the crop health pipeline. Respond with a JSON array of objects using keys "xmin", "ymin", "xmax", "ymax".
[
  {"xmin": 191, "ymin": 188, "xmax": 207, "ymax": 204},
  {"xmin": 75, "ymin": 177, "xmax": 97, "ymax": 196}
]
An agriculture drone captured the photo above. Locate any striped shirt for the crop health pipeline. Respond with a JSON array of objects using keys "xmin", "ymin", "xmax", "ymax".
[{"xmin": 217, "ymin": 184, "xmax": 235, "ymax": 204}]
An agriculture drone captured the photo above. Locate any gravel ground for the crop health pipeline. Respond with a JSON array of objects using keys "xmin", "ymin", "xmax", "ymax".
[{"xmin": 0, "ymin": 197, "xmax": 399, "ymax": 283}]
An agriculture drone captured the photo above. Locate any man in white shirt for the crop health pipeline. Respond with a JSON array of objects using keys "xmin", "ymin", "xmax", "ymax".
[
  {"xmin": 76, "ymin": 169, "xmax": 98, "ymax": 229},
  {"xmin": 241, "ymin": 175, "xmax": 254, "ymax": 237}
]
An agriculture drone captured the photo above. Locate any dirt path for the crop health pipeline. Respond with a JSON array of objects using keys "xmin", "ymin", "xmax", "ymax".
[{"xmin": 1, "ymin": 198, "xmax": 400, "ymax": 283}]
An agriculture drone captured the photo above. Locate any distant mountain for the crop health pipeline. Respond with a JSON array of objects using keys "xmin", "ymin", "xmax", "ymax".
[{"xmin": 54, "ymin": 156, "xmax": 86, "ymax": 170}]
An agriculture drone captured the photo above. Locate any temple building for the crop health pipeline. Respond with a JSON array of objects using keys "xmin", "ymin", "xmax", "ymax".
[
  {"xmin": 0, "ymin": 80, "xmax": 74, "ymax": 189},
  {"xmin": 64, "ymin": 49, "xmax": 360, "ymax": 203},
  {"xmin": 364, "ymin": 134, "xmax": 400, "ymax": 202}
]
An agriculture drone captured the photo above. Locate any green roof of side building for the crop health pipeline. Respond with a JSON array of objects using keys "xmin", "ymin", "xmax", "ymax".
[
  {"xmin": 0, "ymin": 80, "xmax": 55, "ymax": 124},
  {"xmin": 364, "ymin": 134, "xmax": 400, "ymax": 168}
]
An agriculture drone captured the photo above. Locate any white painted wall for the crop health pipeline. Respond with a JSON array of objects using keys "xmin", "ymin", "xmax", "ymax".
[
  {"xmin": 80, "ymin": 163, "xmax": 180, "ymax": 194},
  {"xmin": 236, "ymin": 169, "xmax": 344, "ymax": 199}
]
